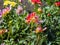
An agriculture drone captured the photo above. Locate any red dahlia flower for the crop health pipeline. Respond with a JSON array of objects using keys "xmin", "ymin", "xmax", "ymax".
[
  {"xmin": 55, "ymin": 2, "xmax": 60, "ymax": 6},
  {"xmin": 25, "ymin": 12, "xmax": 39, "ymax": 24},
  {"xmin": 31, "ymin": 0, "xmax": 42, "ymax": 5}
]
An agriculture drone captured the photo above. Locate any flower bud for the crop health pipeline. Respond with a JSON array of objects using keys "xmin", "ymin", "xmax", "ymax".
[
  {"xmin": 38, "ymin": 8, "xmax": 43, "ymax": 13},
  {"xmin": 47, "ymin": 13, "xmax": 51, "ymax": 16}
]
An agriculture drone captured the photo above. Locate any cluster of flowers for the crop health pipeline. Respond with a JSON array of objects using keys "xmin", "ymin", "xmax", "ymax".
[
  {"xmin": 0, "ymin": 0, "xmax": 60, "ymax": 35},
  {"xmin": 0, "ymin": 7, "xmax": 11, "ymax": 17},
  {"xmin": 4, "ymin": 1, "xmax": 17, "ymax": 7},
  {"xmin": 0, "ymin": 0, "xmax": 17, "ymax": 18}
]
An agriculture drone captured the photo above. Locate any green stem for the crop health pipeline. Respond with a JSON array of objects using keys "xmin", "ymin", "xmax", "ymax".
[
  {"xmin": 7, "ymin": 26, "xmax": 12, "ymax": 40},
  {"xmin": 36, "ymin": 34, "xmax": 41, "ymax": 45}
]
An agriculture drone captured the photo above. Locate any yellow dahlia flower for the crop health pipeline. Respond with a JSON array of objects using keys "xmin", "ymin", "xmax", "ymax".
[
  {"xmin": 10, "ymin": 2, "xmax": 17, "ymax": 7},
  {"xmin": 4, "ymin": 1, "xmax": 11, "ymax": 6},
  {"xmin": 4, "ymin": 1, "xmax": 17, "ymax": 7}
]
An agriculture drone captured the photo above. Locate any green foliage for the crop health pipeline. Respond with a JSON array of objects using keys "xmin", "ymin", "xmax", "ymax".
[{"xmin": 0, "ymin": 0, "xmax": 60, "ymax": 45}]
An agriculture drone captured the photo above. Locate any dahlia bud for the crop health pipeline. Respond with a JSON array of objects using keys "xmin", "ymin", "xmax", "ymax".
[
  {"xmin": 47, "ymin": 13, "xmax": 51, "ymax": 16},
  {"xmin": 38, "ymin": 8, "xmax": 43, "ymax": 13}
]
